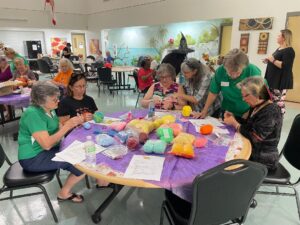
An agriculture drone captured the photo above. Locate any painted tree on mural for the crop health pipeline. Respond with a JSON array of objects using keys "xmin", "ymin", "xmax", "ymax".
[{"xmin": 149, "ymin": 26, "xmax": 169, "ymax": 61}]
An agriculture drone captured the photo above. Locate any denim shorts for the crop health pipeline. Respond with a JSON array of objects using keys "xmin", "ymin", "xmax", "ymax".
[{"xmin": 19, "ymin": 146, "xmax": 83, "ymax": 176}]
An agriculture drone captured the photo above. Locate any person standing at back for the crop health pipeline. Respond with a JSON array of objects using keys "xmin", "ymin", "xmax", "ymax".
[
  {"xmin": 61, "ymin": 43, "xmax": 72, "ymax": 59},
  {"xmin": 264, "ymin": 29, "xmax": 295, "ymax": 114},
  {"xmin": 193, "ymin": 48, "xmax": 261, "ymax": 120}
]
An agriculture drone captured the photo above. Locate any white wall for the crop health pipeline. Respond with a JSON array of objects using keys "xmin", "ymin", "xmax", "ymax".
[
  {"xmin": 88, "ymin": 0, "xmax": 300, "ymax": 73},
  {"xmin": 0, "ymin": 27, "xmax": 99, "ymax": 57}
]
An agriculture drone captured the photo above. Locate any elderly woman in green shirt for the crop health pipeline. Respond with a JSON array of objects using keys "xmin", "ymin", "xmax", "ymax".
[
  {"xmin": 18, "ymin": 81, "xmax": 86, "ymax": 203},
  {"xmin": 194, "ymin": 48, "xmax": 261, "ymax": 119}
]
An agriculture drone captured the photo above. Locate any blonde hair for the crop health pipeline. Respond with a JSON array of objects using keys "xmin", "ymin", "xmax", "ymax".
[
  {"xmin": 14, "ymin": 57, "xmax": 25, "ymax": 66},
  {"xmin": 59, "ymin": 58, "xmax": 74, "ymax": 71},
  {"xmin": 281, "ymin": 29, "xmax": 293, "ymax": 47},
  {"xmin": 4, "ymin": 48, "xmax": 16, "ymax": 57}
]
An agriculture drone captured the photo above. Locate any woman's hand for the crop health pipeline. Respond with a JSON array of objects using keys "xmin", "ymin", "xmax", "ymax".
[
  {"xmin": 162, "ymin": 98, "xmax": 173, "ymax": 110},
  {"xmin": 223, "ymin": 111, "xmax": 237, "ymax": 127},
  {"xmin": 64, "ymin": 115, "xmax": 84, "ymax": 129},
  {"xmin": 83, "ymin": 112, "xmax": 93, "ymax": 122},
  {"xmin": 192, "ymin": 108, "xmax": 208, "ymax": 119},
  {"xmin": 267, "ymin": 55, "xmax": 275, "ymax": 63},
  {"xmin": 153, "ymin": 95, "xmax": 162, "ymax": 107}
]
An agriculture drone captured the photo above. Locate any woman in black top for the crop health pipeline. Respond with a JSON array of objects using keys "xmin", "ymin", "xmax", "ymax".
[
  {"xmin": 264, "ymin": 29, "xmax": 295, "ymax": 114},
  {"xmin": 57, "ymin": 73, "xmax": 98, "ymax": 124},
  {"xmin": 224, "ymin": 77, "xmax": 282, "ymax": 171}
]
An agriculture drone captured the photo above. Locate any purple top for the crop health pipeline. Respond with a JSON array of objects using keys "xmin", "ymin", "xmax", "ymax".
[
  {"xmin": 60, "ymin": 109, "xmax": 235, "ymax": 202},
  {"xmin": 0, "ymin": 66, "xmax": 13, "ymax": 82}
]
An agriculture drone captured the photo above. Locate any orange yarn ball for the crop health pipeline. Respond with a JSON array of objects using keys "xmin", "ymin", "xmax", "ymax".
[{"xmin": 200, "ymin": 124, "xmax": 213, "ymax": 135}]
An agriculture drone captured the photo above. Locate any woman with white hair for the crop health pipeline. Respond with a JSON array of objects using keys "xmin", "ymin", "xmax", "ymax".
[
  {"xmin": 51, "ymin": 58, "xmax": 74, "ymax": 88},
  {"xmin": 18, "ymin": 81, "xmax": 86, "ymax": 203},
  {"xmin": 224, "ymin": 77, "xmax": 282, "ymax": 171}
]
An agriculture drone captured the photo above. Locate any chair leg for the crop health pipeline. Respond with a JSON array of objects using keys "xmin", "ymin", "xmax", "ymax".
[
  {"xmin": 85, "ymin": 176, "xmax": 91, "ymax": 189},
  {"xmin": 276, "ymin": 185, "xmax": 279, "ymax": 194},
  {"xmin": 159, "ymin": 202, "xmax": 166, "ymax": 225},
  {"xmin": 294, "ymin": 187, "xmax": 300, "ymax": 220},
  {"xmin": 10, "ymin": 190, "xmax": 13, "ymax": 198},
  {"xmin": 135, "ymin": 92, "xmax": 141, "ymax": 108},
  {"xmin": 56, "ymin": 170, "xmax": 63, "ymax": 188},
  {"xmin": 37, "ymin": 184, "xmax": 58, "ymax": 223}
]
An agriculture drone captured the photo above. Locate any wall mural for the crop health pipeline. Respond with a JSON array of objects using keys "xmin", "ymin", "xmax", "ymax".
[
  {"xmin": 50, "ymin": 37, "xmax": 67, "ymax": 57},
  {"xmin": 239, "ymin": 17, "xmax": 273, "ymax": 31},
  {"xmin": 89, "ymin": 39, "xmax": 100, "ymax": 54},
  {"xmin": 103, "ymin": 18, "xmax": 232, "ymax": 66},
  {"xmin": 257, "ymin": 32, "xmax": 269, "ymax": 54}
]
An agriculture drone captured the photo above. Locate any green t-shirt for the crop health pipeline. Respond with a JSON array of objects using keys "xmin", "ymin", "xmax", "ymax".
[
  {"xmin": 18, "ymin": 106, "xmax": 59, "ymax": 160},
  {"xmin": 9, "ymin": 53, "xmax": 29, "ymax": 73},
  {"xmin": 210, "ymin": 64, "xmax": 261, "ymax": 117}
]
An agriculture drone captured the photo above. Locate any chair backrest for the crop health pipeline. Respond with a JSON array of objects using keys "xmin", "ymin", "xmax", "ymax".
[
  {"xmin": 37, "ymin": 59, "xmax": 51, "ymax": 73},
  {"xmin": 69, "ymin": 55, "xmax": 79, "ymax": 61},
  {"xmin": 189, "ymin": 159, "xmax": 267, "ymax": 225},
  {"xmin": 97, "ymin": 67, "xmax": 113, "ymax": 82},
  {"xmin": 132, "ymin": 70, "xmax": 140, "ymax": 90},
  {"xmin": 282, "ymin": 114, "xmax": 300, "ymax": 170},
  {"xmin": 87, "ymin": 55, "xmax": 96, "ymax": 61},
  {"xmin": 42, "ymin": 56, "xmax": 53, "ymax": 66},
  {"xmin": 0, "ymin": 144, "xmax": 6, "ymax": 168}
]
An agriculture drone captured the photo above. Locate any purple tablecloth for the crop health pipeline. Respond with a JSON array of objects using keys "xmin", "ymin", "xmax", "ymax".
[
  {"xmin": 60, "ymin": 109, "xmax": 235, "ymax": 202},
  {"xmin": 0, "ymin": 94, "xmax": 30, "ymax": 108}
]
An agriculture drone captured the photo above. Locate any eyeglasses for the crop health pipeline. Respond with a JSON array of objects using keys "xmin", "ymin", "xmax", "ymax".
[{"xmin": 159, "ymin": 75, "xmax": 171, "ymax": 80}]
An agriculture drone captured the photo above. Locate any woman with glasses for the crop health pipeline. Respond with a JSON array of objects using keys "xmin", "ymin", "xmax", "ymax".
[
  {"xmin": 0, "ymin": 56, "xmax": 12, "ymax": 82},
  {"xmin": 263, "ymin": 29, "xmax": 295, "ymax": 115},
  {"xmin": 18, "ymin": 81, "xmax": 86, "ymax": 203},
  {"xmin": 178, "ymin": 58, "xmax": 221, "ymax": 117},
  {"xmin": 194, "ymin": 48, "xmax": 261, "ymax": 119},
  {"xmin": 141, "ymin": 63, "xmax": 186, "ymax": 110},
  {"xmin": 57, "ymin": 73, "xmax": 97, "ymax": 124},
  {"xmin": 223, "ymin": 77, "xmax": 282, "ymax": 171},
  {"xmin": 13, "ymin": 58, "xmax": 37, "ymax": 86}
]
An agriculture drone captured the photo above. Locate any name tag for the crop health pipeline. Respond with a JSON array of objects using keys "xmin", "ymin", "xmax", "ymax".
[{"xmin": 221, "ymin": 82, "xmax": 229, "ymax": 87}]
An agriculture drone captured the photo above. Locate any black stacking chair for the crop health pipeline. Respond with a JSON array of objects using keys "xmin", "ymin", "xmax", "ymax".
[
  {"xmin": 0, "ymin": 144, "xmax": 60, "ymax": 223},
  {"xmin": 132, "ymin": 70, "xmax": 147, "ymax": 108},
  {"xmin": 160, "ymin": 159, "xmax": 267, "ymax": 225},
  {"xmin": 257, "ymin": 114, "xmax": 300, "ymax": 220},
  {"xmin": 37, "ymin": 58, "xmax": 58, "ymax": 78},
  {"xmin": 97, "ymin": 67, "xmax": 116, "ymax": 94}
]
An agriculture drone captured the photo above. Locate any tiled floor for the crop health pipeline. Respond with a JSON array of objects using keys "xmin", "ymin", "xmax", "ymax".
[{"xmin": 0, "ymin": 77, "xmax": 300, "ymax": 225}]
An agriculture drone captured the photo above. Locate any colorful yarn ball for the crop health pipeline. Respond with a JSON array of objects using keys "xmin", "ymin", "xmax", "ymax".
[
  {"xmin": 182, "ymin": 105, "xmax": 192, "ymax": 117},
  {"xmin": 93, "ymin": 112, "xmax": 104, "ymax": 123},
  {"xmin": 194, "ymin": 137, "xmax": 208, "ymax": 148},
  {"xmin": 83, "ymin": 122, "xmax": 91, "ymax": 130},
  {"xmin": 200, "ymin": 124, "xmax": 213, "ymax": 135},
  {"xmin": 126, "ymin": 136, "xmax": 139, "ymax": 150}
]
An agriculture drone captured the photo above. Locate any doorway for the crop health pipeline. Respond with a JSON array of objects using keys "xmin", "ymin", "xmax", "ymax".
[
  {"xmin": 219, "ymin": 23, "xmax": 232, "ymax": 56},
  {"xmin": 71, "ymin": 33, "xmax": 87, "ymax": 58},
  {"xmin": 286, "ymin": 13, "xmax": 300, "ymax": 103}
]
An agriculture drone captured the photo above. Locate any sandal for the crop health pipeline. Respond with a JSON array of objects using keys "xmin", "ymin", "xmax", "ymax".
[{"xmin": 57, "ymin": 193, "xmax": 84, "ymax": 203}]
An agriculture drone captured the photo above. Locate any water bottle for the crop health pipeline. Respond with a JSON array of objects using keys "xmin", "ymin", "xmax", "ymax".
[
  {"xmin": 148, "ymin": 101, "xmax": 155, "ymax": 118},
  {"xmin": 84, "ymin": 136, "xmax": 96, "ymax": 167}
]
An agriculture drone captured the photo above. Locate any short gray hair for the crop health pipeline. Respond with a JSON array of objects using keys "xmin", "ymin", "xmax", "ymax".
[
  {"xmin": 157, "ymin": 63, "xmax": 176, "ymax": 80},
  {"xmin": 223, "ymin": 48, "xmax": 249, "ymax": 72},
  {"xmin": 238, "ymin": 77, "xmax": 271, "ymax": 100},
  {"xmin": 31, "ymin": 81, "xmax": 60, "ymax": 106}
]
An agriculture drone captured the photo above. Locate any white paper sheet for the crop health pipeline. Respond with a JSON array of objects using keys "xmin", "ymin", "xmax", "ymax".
[
  {"xmin": 89, "ymin": 116, "xmax": 121, "ymax": 125},
  {"xmin": 52, "ymin": 140, "xmax": 106, "ymax": 164},
  {"xmin": 123, "ymin": 155, "xmax": 165, "ymax": 181},
  {"xmin": 189, "ymin": 116, "xmax": 224, "ymax": 127}
]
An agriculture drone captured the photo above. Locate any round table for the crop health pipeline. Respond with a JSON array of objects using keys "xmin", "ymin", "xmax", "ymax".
[{"xmin": 60, "ymin": 109, "xmax": 251, "ymax": 223}]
